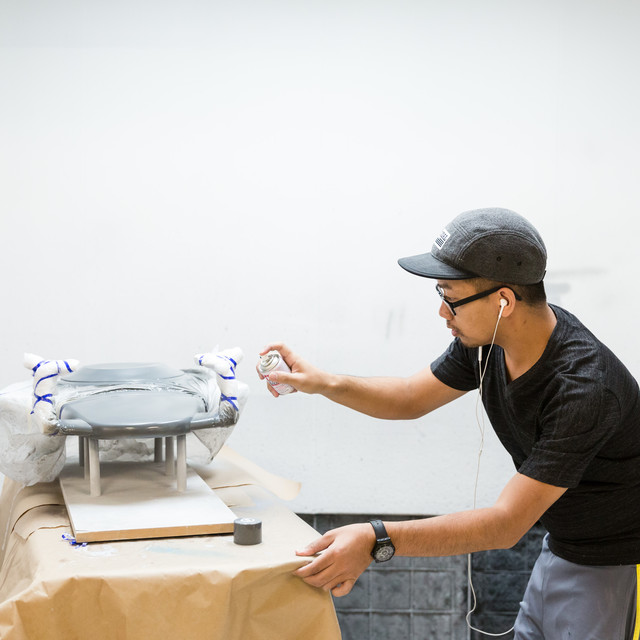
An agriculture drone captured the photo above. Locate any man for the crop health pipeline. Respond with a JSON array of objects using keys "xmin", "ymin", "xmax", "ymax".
[{"xmin": 259, "ymin": 208, "xmax": 640, "ymax": 639}]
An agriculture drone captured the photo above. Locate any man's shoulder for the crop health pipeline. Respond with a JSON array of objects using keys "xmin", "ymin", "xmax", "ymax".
[
  {"xmin": 548, "ymin": 304, "xmax": 607, "ymax": 357},
  {"xmin": 546, "ymin": 304, "xmax": 637, "ymax": 389}
]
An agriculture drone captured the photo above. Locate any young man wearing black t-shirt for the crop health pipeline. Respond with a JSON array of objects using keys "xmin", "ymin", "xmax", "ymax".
[{"xmin": 259, "ymin": 208, "xmax": 640, "ymax": 639}]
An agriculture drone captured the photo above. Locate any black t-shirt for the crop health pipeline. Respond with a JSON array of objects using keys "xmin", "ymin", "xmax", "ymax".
[{"xmin": 431, "ymin": 304, "xmax": 640, "ymax": 565}]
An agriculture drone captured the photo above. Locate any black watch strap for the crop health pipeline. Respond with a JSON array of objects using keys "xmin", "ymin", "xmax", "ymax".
[
  {"xmin": 370, "ymin": 519, "xmax": 390, "ymax": 542},
  {"xmin": 369, "ymin": 519, "xmax": 395, "ymax": 562}
]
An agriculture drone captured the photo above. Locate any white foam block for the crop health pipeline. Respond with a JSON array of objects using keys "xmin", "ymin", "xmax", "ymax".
[{"xmin": 59, "ymin": 462, "xmax": 236, "ymax": 543}]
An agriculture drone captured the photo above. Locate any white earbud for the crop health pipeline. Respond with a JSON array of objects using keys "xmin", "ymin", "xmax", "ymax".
[{"xmin": 497, "ymin": 298, "xmax": 507, "ymax": 321}]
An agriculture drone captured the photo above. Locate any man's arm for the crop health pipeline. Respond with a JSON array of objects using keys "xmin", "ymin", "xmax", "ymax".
[
  {"xmin": 258, "ymin": 342, "xmax": 467, "ymax": 419},
  {"xmin": 294, "ymin": 473, "xmax": 567, "ymax": 596}
]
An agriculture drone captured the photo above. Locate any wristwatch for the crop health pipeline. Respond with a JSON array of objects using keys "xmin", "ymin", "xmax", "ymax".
[{"xmin": 369, "ymin": 519, "xmax": 395, "ymax": 563}]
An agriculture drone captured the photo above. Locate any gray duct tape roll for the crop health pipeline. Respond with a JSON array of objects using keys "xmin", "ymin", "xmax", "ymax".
[{"xmin": 233, "ymin": 517, "xmax": 262, "ymax": 545}]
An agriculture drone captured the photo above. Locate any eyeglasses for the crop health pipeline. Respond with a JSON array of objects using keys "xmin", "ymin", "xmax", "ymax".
[{"xmin": 435, "ymin": 284, "xmax": 522, "ymax": 316}]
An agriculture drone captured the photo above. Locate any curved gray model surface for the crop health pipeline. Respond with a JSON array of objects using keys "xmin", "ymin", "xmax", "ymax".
[
  {"xmin": 55, "ymin": 363, "xmax": 238, "ymax": 437},
  {"xmin": 61, "ymin": 362, "xmax": 185, "ymax": 384}
]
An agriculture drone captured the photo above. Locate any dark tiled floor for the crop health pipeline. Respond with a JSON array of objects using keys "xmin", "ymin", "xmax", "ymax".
[{"xmin": 298, "ymin": 513, "xmax": 546, "ymax": 640}]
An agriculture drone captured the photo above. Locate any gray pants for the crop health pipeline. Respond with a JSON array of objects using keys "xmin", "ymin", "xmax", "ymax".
[{"xmin": 514, "ymin": 535, "xmax": 638, "ymax": 640}]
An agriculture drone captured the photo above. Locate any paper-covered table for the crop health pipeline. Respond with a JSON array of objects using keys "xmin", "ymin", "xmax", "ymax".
[{"xmin": 0, "ymin": 447, "xmax": 341, "ymax": 640}]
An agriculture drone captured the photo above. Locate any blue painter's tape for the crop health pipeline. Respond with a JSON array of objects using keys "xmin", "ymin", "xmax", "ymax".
[
  {"xmin": 216, "ymin": 355, "xmax": 237, "ymax": 376},
  {"xmin": 32, "ymin": 360, "xmax": 51, "ymax": 375},
  {"xmin": 34, "ymin": 371, "xmax": 59, "ymax": 391},
  {"xmin": 31, "ymin": 393, "xmax": 54, "ymax": 414},
  {"xmin": 61, "ymin": 533, "xmax": 87, "ymax": 547},
  {"xmin": 220, "ymin": 394, "xmax": 239, "ymax": 411}
]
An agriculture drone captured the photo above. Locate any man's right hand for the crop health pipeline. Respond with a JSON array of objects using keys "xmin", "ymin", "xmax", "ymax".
[{"xmin": 257, "ymin": 343, "xmax": 329, "ymax": 397}]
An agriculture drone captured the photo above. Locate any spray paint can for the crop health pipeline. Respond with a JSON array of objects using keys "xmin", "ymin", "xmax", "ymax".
[{"xmin": 258, "ymin": 350, "xmax": 295, "ymax": 395}]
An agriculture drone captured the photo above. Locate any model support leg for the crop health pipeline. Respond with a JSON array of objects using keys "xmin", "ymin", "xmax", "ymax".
[
  {"xmin": 88, "ymin": 439, "xmax": 101, "ymax": 497},
  {"xmin": 165, "ymin": 436, "xmax": 175, "ymax": 475},
  {"xmin": 154, "ymin": 437, "xmax": 163, "ymax": 462},
  {"xmin": 176, "ymin": 434, "xmax": 187, "ymax": 492},
  {"xmin": 79, "ymin": 436, "xmax": 85, "ymax": 467},
  {"xmin": 83, "ymin": 438, "xmax": 90, "ymax": 479}
]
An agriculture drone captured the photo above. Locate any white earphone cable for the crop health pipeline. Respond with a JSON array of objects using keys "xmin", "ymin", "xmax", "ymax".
[{"xmin": 466, "ymin": 304, "xmax": 515, "ymax": 637}]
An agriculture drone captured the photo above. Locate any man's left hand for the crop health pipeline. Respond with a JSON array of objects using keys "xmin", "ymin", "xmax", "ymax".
[{"xmin": 294, "ymin": 523, "xmax": 376, "ymax": 597}]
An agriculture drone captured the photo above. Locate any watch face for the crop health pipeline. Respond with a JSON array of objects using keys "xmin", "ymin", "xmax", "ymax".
[{"xmin": 374, "ymin": 544, "xmax": 395, "ymax": 562}]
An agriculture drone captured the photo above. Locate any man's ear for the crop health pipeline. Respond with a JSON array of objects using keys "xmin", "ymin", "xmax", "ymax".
[{"xmin": 497, "ymin": 288, "xmax": 517, "ymax": 316}]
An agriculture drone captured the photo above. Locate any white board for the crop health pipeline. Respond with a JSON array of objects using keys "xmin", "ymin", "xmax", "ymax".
[{"xmin": 59, "ymin": 462, "xmax": 236, "ymax": 543}]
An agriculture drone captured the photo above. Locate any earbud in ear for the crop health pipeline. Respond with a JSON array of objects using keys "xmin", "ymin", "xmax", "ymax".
[{"xmin": 499, "ymin": 298, "xmax": 507, "ymax": 308}]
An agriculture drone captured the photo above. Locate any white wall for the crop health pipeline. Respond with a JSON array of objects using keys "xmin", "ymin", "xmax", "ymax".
[{"xmin": 1, "ymin": 0, "xmax": 639, "ymax": 514}]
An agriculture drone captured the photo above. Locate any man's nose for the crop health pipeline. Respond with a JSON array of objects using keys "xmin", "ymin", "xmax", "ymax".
[{"xmin": 438, "ymin": 301, "xmax": 453, "ymax": 320}]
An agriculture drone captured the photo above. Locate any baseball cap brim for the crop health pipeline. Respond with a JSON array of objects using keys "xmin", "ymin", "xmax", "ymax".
[{"xmin": 398, "ymin": 252, "xmax": 476, "ymax": 280}]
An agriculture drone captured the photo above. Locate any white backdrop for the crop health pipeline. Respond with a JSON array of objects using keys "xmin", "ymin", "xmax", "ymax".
[{"xmin": 1, "ymin": 0, "xmax": 639, "ymax": 514}]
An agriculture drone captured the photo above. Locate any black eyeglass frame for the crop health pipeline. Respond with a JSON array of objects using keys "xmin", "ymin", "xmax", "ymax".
[{"xmin": 435, "ymin": 284, "xmax": 522, "ymax": 316}]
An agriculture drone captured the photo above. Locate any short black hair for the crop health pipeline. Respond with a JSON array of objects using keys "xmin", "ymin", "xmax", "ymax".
[{"xmin": 469, "ymin": 278, "xmax": 547, "ymax": 306}]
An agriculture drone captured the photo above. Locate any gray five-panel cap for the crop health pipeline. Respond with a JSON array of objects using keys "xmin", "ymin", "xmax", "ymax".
[{"xmin": 398, "ymin": 207, "xmax": 547, "ymax": 285}]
